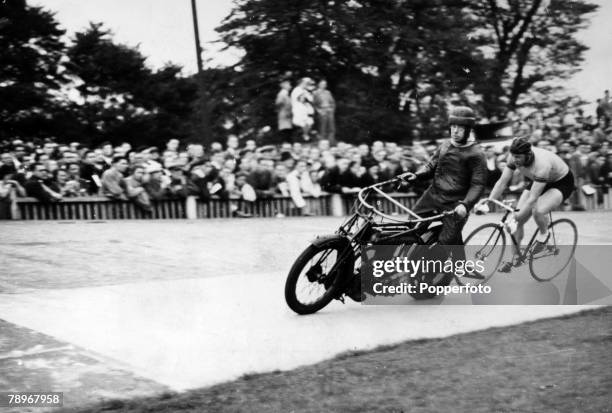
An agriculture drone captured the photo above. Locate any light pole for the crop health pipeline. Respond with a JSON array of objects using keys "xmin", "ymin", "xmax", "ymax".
[{"xmin": 190, "ymin": 0, "xmax": 203, "ymax": 73}]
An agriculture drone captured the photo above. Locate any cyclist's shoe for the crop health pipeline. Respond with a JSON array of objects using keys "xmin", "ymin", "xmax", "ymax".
[
  {"xmin": 498, "ymin": 256, "xmax": 522, "ymax": 273},
  {"xmin": 532, "ymin": 231, "xmax": 551, "ymax": 255},
  {"xmin": 498, "ymin": 261, "xmax": 514, "ymax": 273},
  {"xmin": 462, "ymin": 271, "xmax": 486, "ymax": 280}
]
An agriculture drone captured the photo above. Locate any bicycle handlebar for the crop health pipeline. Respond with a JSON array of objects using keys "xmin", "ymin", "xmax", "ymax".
[{"xmin": 481, "ymin": 198, "xmax": 516, "ymax": 213}]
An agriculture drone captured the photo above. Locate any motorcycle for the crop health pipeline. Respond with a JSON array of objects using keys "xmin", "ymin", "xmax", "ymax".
[{"xmin": 284, "ymin": 176, "xmax": 456, "ymax": 315}]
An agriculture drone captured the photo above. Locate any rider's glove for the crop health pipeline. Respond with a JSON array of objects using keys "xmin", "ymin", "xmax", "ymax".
[
  {"xmin": 454, "ymin": 203, "xmax": 468, "ymax": 218},
  {"xmin": 506, "ymin": 217, "xmax": 518, "ymax": 235},
  {"xmin": 398, "ymin": 172, "xmax": 416, "ymax": 181},
  {"xmin": 474, "ymin": 200, "xmax": 490, "ymax": 215}
]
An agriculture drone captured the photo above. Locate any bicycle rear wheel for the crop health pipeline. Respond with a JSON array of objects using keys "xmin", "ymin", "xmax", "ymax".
[
  {"xmin": 529, "ymin": 218, "xmax": 578, "ymax": 281},
  {"xmin": 457, "ymin": 223, "xmax": 506, "ymax": 286}
]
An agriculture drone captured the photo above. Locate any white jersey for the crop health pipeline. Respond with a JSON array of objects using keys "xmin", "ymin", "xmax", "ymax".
[{"xmin": 507, "ymin": 147, "xmax": 569, "ymax": 183}]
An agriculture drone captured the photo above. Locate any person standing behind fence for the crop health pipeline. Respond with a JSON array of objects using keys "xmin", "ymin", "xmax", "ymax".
[
  {"xmin": 286, "ymin": 159, "xmax": 316, "ymax": 216},
  {"xmin": 276, "ymin": 80, "xmax": 294, "ymax": 143},
  {"xmin": 24, "ymin": 163, "xmax": 63, "ymax": 203},
  {"xmin": 101, "ymin": 156, "xmax": 129, "ymax": 200},
  {"xmin": 313, "ymin": 79, "xmax": 336, "ymax": 145},
  {"xmin": 125, "ymin": 165, "xmax": 153, "ymax": 213},
  {"xmin": 0, "ymin": 173, "xmax": 26, "ymax": 219},
  {"xmin": 291, "ymin": 77, "xmax": 315, "ymax": 142}
]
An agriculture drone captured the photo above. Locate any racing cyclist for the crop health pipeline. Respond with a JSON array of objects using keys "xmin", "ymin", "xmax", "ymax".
[{"xmin": 484, "ymin": 137, "xmax": 576, "ymax": 272}]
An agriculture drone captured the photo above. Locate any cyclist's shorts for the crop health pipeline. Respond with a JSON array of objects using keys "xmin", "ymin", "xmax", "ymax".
[{"xmin": 527, "ymin": 170, "xmax": 575, "ymax": 201}]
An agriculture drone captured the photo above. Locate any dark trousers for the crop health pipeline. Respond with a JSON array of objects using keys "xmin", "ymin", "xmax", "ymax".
[{"xmin": 413, "ymin": 188, "xmax": 468, "ymax": 261}]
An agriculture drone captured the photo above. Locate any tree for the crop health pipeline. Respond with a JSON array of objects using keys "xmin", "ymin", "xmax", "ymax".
[
  {"xmin": 0, "ymin": 0, "xmax": 68, "ymax": 140},
  {"xmin": 216, "ymin": 0, "xmax": 485, "ymax": 143},
  {"xmin": 470, "ymin": 0, "xmax": 598, "ymax": 117},
  {"xmin": 64, "ymin": 23, "xmax": 199, "ymax": 147}
]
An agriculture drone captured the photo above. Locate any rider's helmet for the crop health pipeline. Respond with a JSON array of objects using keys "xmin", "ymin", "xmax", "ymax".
[
  {"xmin": 509, "ymin": 137, "xmax": 534, "ymax": 165},
  {"xmin": 449, "ymin": 106, "xmax": 476, "ymax": 127},
  {"xmin": 449, "ymin": 106, "xmax": 476, "ymax": 143}
]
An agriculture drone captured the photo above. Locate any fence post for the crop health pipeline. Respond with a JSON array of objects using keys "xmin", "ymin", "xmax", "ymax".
[
  {"xmin": 185, "ymin": 196, "xmax": 197, "ymax": 219},
  {"xmin": 330, "ymin": 194, "xmax": 345, "ymax": 217}
]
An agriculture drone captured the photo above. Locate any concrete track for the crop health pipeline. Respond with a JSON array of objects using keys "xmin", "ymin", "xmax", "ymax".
[{"xmin": 0, "ymin": 212, "xmax": 610, "ymax": 397}]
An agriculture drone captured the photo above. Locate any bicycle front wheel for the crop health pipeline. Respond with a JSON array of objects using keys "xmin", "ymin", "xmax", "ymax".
[
  {"xmin": 457, "ymin": 223, "xmax": 506, "ymax": 286},
  {"xmin": 529, "ymin": 218, "xmax": 578, "ymax": 281}
]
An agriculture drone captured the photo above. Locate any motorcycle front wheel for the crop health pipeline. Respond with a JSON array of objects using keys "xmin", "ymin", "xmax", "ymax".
[{"xmin": 284, "ymin": 240, "xmax": 352, "ymax": 315}]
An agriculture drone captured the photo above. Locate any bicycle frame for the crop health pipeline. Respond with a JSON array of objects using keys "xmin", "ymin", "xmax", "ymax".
[{"xmin": 486, "ymin": 198, "xmax": 559, "ymax": 263}]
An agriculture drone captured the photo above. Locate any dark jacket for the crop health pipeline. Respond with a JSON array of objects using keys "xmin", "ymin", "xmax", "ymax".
[
  {"xmin": 80, "ymin": 163, "xmax": 104, "ymax": 195},
  {"xmin": 321, "ymin": 167, "xmax": 360, "ymax": 193},
  {"xmin": 415, "ymin": 140, "xmax": 487, "ymax": 210},
  {"xmin": 24, "ymin": 178, "xmax": 59, "ymax": 204},
  {"xmin": 247, "ymin": 169, "xmax": 275, "ymax": 198}
]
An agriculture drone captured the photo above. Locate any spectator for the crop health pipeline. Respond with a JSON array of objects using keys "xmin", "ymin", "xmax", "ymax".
[
  {"xmin": 599, "ymin": 153, "xmax": 612, "ymax": 188},
  {"xmin": 226, "ymin": 135, "xmax": 240, "ymax": 156},
  {"xmin": 186, "ymin": 163, "xmax": 212, "ymax": 201},
  {"xmin": 166, "ymin": 138, "xmax": 180, "ymax": 153},
  {"xmin": 313, "ymin": 79, "xmax": 336, "ymax": 145},
  {"xmin": 284, "ymin": 160, "xmax": 314, "ymax": 216},
  {"xmin": 167, "ymin": 161, "xmax": 189, "ymax": 199},
  {"xmin": 602, "ymin": 90, "xmax": 612, "ymax": 122},
  {"xmin": 484, "ymin": 145, "xmax": 502, "ymax": 189},
  {"xmin": 568, "ymin": 142, "xmax": 591, "ymax": 210},
  {"xmin": 100, "ymin": 142, "xmax": 114, "ymax": 169},
  {"xmin": 125, "ymin": 165, "xmax": 153, "ymax": 212},
  {"xmin": 321, "ymin": 157, "xmax": 360, "ymax": 194},
  {"xmin": 291, "ymin": 77, "xmax": 315, "ymax": 142},
  {"xmin": 143, "ymin": 163, "xmax": 169, "ymax": 200},
  {"xmin": 593, "ymin": 117, "xmax": 609, "ymax": 143},
  {"xmin": 24, "ymin": 163, "xmax": 62, "ymax": 203},
  {"xmin": 0, "ymin": 173, "xmax": 26, "ymax": 219},
  {"xmin": 54, "ymin": 169, "xmax": 80, "ymax": 197},
  {"xmin": 101, "ymin": 156, "xmax": 129, "ymax": 200},
  {"xmin": 232, "ymin": 172, "xmax": 257, "ymax": 201},
  {"xmin": 0, "ymin": 152, "xmax": 18, "ymax": 177},
  {"xmin": 247, "ymin": 158, "xmax": 276, "ymax": 198},
  {"xmin": 275, "ymin": 79, "xmax": 294, "ymax": 143},
  {"xmin": 274, "ymin": 164, "xmax": 290, "ymax": 196},
  {"xmin": 80, "ymin": 150, "xmax": 104, "ymax": 195}
]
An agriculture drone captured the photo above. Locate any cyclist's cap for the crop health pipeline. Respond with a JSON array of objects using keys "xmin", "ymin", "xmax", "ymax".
[
  {"xmin": 449, "ymin": 106, "xmax": 476, "ymax": 126},
  {"xmin": 509, "ymin": 137, "xmax": 532, "ymax": 155}
]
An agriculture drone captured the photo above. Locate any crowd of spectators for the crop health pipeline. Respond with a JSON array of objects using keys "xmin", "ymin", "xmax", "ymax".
[{"xmin": 1, "ymin": 90, "xmax": 612, "ymax": 219}]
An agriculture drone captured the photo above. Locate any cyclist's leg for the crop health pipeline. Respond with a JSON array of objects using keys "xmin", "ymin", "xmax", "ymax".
[
  {"xmin": 512, "ymin": 190, "xmax": 532, "ymax": 254},
  {"xmin": 533, "ymin": 188, "xmax": 564, "ymax": 236}
]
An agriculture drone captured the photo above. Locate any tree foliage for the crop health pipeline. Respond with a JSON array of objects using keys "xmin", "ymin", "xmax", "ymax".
[
  {"xmin": 0, "ymin": 0, "xmax": 600, "ymax": 146},
  {"xmin": 64, "ymin": 23, "xmax": 199, "ymax": 147},
  {"xmin": 0, "ymin": 0, "xmax": 67, "ymax": 140},
  {"xmin": 470, "ymin": 0, "xmax": 598, "ymax": 117},
  {"xmin": 217, "ymin": 0, "xmax": 486, "ymax": 142}
]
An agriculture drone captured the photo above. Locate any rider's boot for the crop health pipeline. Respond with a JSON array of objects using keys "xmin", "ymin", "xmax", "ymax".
[{"xmin": 346, "ymin": 272, "xmax": 365, "ymax": 302}]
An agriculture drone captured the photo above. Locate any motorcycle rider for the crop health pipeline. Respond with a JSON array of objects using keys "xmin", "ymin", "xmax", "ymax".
[
  {"xmin": 347, "ymin": 106, "xmax": 487, "ymax": 301},
  {"xmin": 401, "ymin": 106, "xmax": 487, "ymax": 246}
]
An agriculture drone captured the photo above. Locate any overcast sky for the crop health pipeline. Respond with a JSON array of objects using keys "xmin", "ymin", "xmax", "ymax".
[{"xmin": 33, "ymin": 0, "xmax": 612, "ymax": 111}]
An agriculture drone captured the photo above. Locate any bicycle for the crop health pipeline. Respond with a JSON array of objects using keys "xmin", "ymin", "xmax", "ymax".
[
  {"xmin": 284, "ymin": 176, "xmax": 457, "ymax": 315},
  {"xmin": 462, "ymin": 198, "xmax": 578, "ymax": 284}
]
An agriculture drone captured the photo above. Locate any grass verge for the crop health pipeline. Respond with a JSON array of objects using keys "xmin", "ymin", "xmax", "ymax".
[{"xmin": 61, "ymin": 307, "xmax": 612, "ymax": 413}]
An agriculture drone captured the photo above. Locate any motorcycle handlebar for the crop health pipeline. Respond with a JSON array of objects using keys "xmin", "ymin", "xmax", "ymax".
[{"xmin": 357, "ymin": 177, "xmax": 455, "ymax": 223}]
